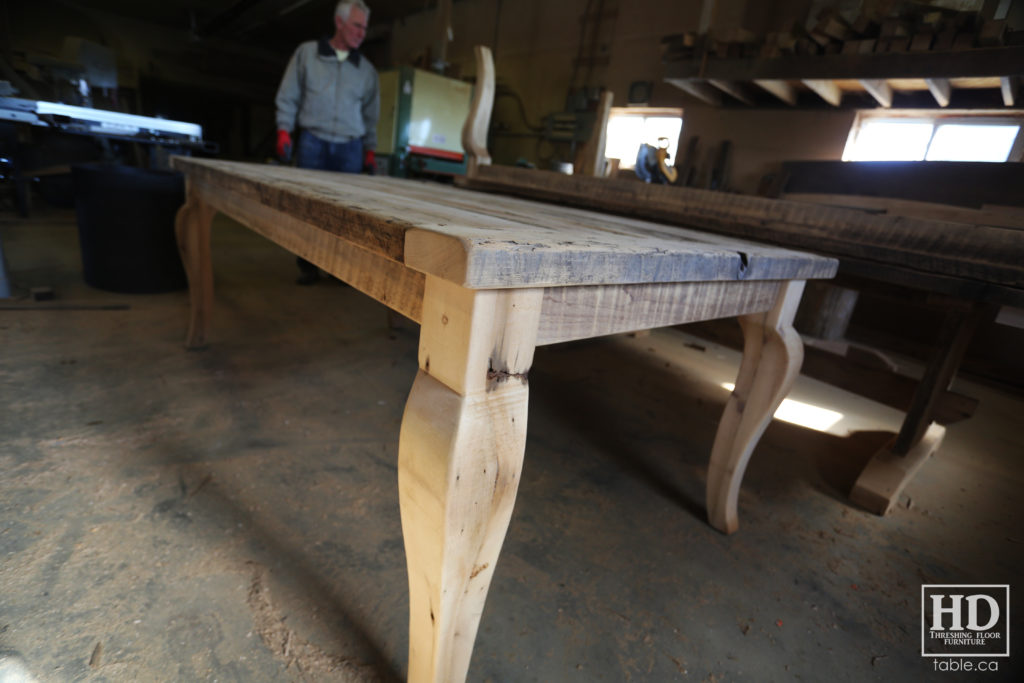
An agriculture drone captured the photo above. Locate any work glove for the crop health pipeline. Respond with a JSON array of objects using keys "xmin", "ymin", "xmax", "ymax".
[
  {"xmin": 276, "ymin": 130, "xmax": 292, "ymax": 162},
  {"xmin": 362, "ymin": 148, "xmax": 376, "ymax": 175}
]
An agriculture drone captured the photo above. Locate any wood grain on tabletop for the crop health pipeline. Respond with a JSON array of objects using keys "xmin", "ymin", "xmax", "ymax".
[{"xmin": 171, "ymin": 158, "xmax": 838, "ymax": 290}]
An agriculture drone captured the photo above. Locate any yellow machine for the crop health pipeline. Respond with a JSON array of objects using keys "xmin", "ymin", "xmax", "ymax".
[{"xmin": 376, "ymin": 68, "xmax": 472, "ymax": 176}]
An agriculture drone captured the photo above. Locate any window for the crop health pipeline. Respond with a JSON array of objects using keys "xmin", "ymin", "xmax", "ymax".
[
  {"xmin": 604, "ymin": 108, "xmax": 683, "ymax": 169},
  {"xmin": 925, "ymin": 124, "xmax": 1020, "ymax": 161},
  {"xmin": 843, "ymin": 111, "xmax": 1024, "ymax": 162}
]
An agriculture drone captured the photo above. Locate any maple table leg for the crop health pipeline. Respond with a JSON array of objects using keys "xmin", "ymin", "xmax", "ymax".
[
  {"xmin": 707, "ymin": 280, "xmax": 806, "ymax": 534},
  {"xmin": 174, "ymin": 187, "xmax": 216, "ymax": 349},
  {"xmin": 398, "ymin": 276, "xmax": 542, "ymax": 683}
]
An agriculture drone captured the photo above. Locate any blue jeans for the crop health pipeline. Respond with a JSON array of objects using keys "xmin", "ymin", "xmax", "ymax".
[
  {"xmin": 296, "ymin": 130, "xmax": 363, "ymax": 173},
  {"xmin": 294, "ymin": 131, "xmax": 363, "ymax": 280}
]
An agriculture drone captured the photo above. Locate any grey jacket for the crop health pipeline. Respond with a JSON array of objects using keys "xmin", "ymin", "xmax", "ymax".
[{"xmin": 275, "ymin": 38, "xmax": 379, "ymax": 149}]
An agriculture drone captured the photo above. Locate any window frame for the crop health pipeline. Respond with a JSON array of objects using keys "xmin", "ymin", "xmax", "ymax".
[
  {"xmin": 842, "ymin": 109, "xmax": 1024, "ymax": 163},
  {"xmin": 604, "ymin": 106, "xmax": 684, "ymax": 170}
]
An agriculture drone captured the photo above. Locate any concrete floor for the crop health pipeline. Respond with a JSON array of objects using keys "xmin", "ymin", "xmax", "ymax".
[{"xmin": 1, "ymin": 207, "xmax": 1021, "ymax": 682}]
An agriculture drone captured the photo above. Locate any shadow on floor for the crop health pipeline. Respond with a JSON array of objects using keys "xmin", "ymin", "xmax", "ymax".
[{"xmin": 531, "ymin": 337, "xmax": 899, "ymax": 525}]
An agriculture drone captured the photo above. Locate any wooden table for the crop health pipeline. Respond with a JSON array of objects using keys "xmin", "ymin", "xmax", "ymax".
[{"xmin": 171, "ymin": 157, "xmax": 837, "ymax": 683}]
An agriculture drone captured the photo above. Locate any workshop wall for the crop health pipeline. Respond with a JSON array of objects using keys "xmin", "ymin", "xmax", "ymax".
[
  {"xmin": 678, "ymin": 106, "xmax": 856, "ymax": 194},
  {"xmin": 8, "ymin": 0, "xmax": 865, "ymax": 181},
  {"xmin": 389, "ymin": 0, "xmax": 702, "ymax": 169},
  {"xmin": 388, "ymin": 0, "xmax": 855, "ymax": 176}
]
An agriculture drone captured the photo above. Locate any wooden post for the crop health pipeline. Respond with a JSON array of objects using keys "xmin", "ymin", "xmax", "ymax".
[
  {"xmin": 399, "ymin": 275, "xmax": 542, "ymax": 683},
  {"xmin": 461, "ymin": 45, "xmax": 495, "ymax": 176},
  {"xmin": 433, "ymin": 0, "xmax": 453, "ymax": 72},
  {"xmin": 174, "ymin": 184, "xmax": 216, "ymax": 349},
  {"xmin": 706, "ymin": 280, "xmax": 806, "ymax": 534},
  {"xmin": 577, "ymin": 90, "xmax": 614, "ymax": 177},
  {"xmin": 794, "ymin": 281, "xmax": 859, "ymax": 341}
]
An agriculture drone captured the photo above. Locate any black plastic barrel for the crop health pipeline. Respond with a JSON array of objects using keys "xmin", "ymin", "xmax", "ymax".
[{"xmin": 72, "ymin": 163, "xmax": 187, "ymax": 293}]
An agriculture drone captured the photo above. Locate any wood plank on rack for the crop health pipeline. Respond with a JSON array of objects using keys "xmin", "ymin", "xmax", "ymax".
[
  {"xmin": 781, "ymin": 193, "xmax": 1024, "ymax": 231},
  {"xmin": 664, "ymin": 46, "xmax": 1024, "ymax": 81},
  {"xmin": 458, "ymin": 164, "xmax": 1024, "ymax": 294}
]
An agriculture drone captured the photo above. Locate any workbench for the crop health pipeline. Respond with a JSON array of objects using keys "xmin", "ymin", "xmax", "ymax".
[{"xmin": 171, "ymin": 157, "xmax": 837, "ymax": 683}]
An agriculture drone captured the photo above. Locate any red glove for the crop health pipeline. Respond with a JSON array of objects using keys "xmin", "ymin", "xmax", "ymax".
[
  {"xmin": 363, "ymin": 148, "xmax": 375, "ymax": 174},
  {"xmin": 276, "ymin": 130, "xmax": 292, "ymax": 161}
]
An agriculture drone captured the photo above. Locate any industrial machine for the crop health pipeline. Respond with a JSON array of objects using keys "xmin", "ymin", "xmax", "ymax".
[
  {"xmin": 0, "ymin": 97, "xmax": 210, "ymax": 151},
  {"xmin": 375, "ymin": 67, "xmax": 472, "ymax": 177},
  {"xmin": 0, "ymin": 96, "xmax": 210, "ymax": 298}
]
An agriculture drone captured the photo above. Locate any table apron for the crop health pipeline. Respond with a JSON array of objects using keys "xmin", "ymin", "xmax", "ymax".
[
  {"xmin": 190, "ymin": 180, "xmax": 786, "ymax": 347},
  {"xmin": 193, "ymin": 180, "xmax": 426, "ymax": 324},
  {"xmin": 536, "ymin": 279, "xmax": 783, "ymax": 345}
]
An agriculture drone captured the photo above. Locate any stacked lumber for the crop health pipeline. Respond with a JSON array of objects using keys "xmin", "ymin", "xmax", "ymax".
[
  {"xmin": 661, "ymin": 1, "xmax": 1023, "ymax": 63},
  {"xmin": 660, "ymin": 32, "xmax": 703, "ymax": 62}
]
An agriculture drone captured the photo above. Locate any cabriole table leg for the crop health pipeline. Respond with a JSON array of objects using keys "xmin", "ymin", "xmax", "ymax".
[
  {"xmin": 706, "ymin": 280, "xmax": 806, "ymax": 534},
  {"xmin": 174, "ymin": 185, "xmax": 216, "ymax": 350},
  {"xmin": 398, "ymin": 276, "xmax": 542, "ymax": 683}
]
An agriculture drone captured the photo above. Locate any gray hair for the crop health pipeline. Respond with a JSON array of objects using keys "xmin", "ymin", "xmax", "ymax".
[{"xmin": 336, "ymin": 0, "xmax": 370, "ymax": 20}]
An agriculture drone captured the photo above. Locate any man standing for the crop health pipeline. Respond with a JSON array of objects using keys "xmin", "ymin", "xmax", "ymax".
[{"xmin": 275, "ymin": 0, "xmax": 379, "ymax": 284}]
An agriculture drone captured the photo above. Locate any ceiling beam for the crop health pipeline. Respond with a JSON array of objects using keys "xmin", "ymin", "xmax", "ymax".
[
  {"xmin": 278, "ymin": 0, "xmax": 316, "ymax": 15},
  {"xmin": 707, "ymin": 79, "xmax": 755, "ymax": 105},
  {"xmin": 860, "ymin": 79, "xmax": 893, "ymax": 107},
  {"xmin": 754, "ymin": 79, "xmax": 797, "ymax": 105},
  {"xmin": 924, "ymin": 78, "xmax": 952, "ymax": 107},
  {"xmin": 1002, "ymin": 76, "xmax": 1019, "ymax": 106},
  {"xmin": 802, "ymin": 79, "xmax": 842, "ymax": 106},
  {"xmin": 198, "ymin": 0, "xmax": 266, "ymax": 37},
  {"xmin": 664, "ymin": 46, "xmax": 1024, "ymax": 81},
  {"xmin": 665, "ymin": 79, "xmax": 723, "ymax": 106}
]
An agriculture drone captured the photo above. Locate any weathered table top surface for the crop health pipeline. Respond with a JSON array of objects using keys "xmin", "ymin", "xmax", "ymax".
[{"xmin": 173, "ymin": 158, "xmax": 838, "ymax": 289}]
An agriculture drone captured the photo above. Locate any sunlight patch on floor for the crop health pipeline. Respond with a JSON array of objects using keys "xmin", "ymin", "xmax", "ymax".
[{"xmin": 721, "ymin": 382, "xmax": 844, "ymax": 432}]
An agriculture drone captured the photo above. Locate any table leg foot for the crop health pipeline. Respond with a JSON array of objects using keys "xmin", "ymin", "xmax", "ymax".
[
  {"xmin": 707, "ymin": 281, "xmax": 806, "ymax": 534},
  {"xmin": 399, "ymin": 276, "xmax": 542, "ymax": 683},
  {"xmin": 174, "ymin": 190, "xmax": 215, "ymax": 349},
  {"xmin": 850, "ymin": 422, "xmax": 945, "ymax": 515},
  {"xmin": 848, "ymin": 301, "xmax": 990, "ymax": 515}
]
